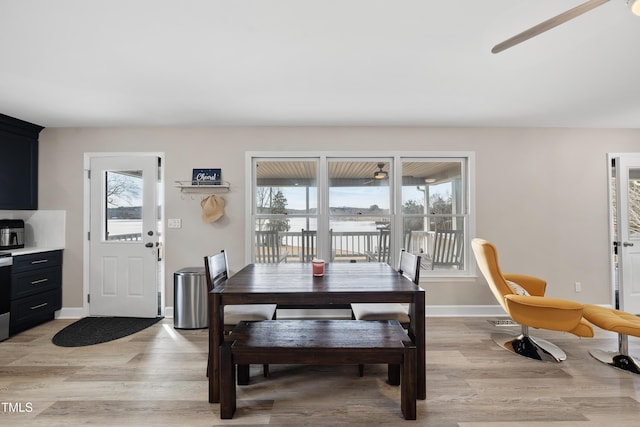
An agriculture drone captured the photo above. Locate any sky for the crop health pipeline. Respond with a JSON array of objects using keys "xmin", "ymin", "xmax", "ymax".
[
  {"xmin": 107, "ymin": 171, "xmax": 143, "ymax": 208},
  {"xmin": 280, "ymin": 182, "xmax": 450, "ymax": 211}
]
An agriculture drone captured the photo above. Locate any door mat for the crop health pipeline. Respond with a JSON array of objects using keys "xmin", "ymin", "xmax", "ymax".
[
  {"xmin": 487, "ymin": 319, "xmax": 518, "ymax": 327},
  {"xmin": 52, "ymin": 316, "xmax": 163, "ymax": 347}
]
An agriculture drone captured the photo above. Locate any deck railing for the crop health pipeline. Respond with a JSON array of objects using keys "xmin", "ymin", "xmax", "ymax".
[
  {"xmin": 274, "ymin": 230, "xmax": 385, "ymax": 263},
  {"xmin": 257, "ymin": 228, "xmax": 464, "ymax": 270},
  {"xmin": 106, "ymin": 233, "xmax": 143, "ymax": 241}
]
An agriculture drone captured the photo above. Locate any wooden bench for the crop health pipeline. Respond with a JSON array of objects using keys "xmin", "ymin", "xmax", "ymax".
[{"xmin": 220, "ymin": 319, "xmax": 417, "ymax": 420}]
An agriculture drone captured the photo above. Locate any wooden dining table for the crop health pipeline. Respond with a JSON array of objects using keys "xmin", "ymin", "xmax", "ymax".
[{"xmin": 208, "ymin": 262, "xmax": 426, "ymax": 403}]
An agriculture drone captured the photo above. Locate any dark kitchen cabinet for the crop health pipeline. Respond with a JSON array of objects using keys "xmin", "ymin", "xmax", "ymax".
[
  {"xmin": 0, "ymin": 114, "xmax": 43, "ymax": 210},
  {"xmin": 9, "ymin": 250, "xmax": 63, "ymax": 335}
]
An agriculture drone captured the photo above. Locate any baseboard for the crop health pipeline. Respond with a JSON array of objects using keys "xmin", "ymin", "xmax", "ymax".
[
  {"xmin": 55, "ymin": 304, "xmax": 512, "ymax": 320},
  {"xmin": 425, "ymin": 305, "xmax": 506, "ymax": 317},
  {"xmin": 57, "ymin": 307, "xmax": 171, "ymax": 319},
  {"xmin": 277, "ymin": 306, "xmax": 508, "ymax": 318},
  {"xmin": 424, "ymin": 303, "xmax": 614, "ymax": 317},
  {"xmin": 55, "ymin": 303, "xmax": 616, "ymax": 322},
  {"xmin": 56, "ymin": 307, "xmax": 87, "ymax": 319}
]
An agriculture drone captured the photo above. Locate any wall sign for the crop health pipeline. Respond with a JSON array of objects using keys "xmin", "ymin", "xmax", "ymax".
[{"xmin": 192, "ymin": 168, "xmax": 222, "ymax": 185}]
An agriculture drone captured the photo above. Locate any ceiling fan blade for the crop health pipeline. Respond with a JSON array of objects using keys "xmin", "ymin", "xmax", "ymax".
[{"xmin": 491, "ymin": 0, "xmax": 610, "ymax": 54}]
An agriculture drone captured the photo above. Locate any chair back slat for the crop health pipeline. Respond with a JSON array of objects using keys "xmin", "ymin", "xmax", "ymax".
[
  {"xmin": 398, "ymin": 249, "xmax": 421, "ymax": 284},
  {"xmin": 204, "ymin": 250, "xmax": 229, "ymax": 291}
]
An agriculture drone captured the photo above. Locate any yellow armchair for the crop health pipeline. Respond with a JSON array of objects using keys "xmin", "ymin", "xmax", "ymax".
[{"xmin": 472, "ymin": 238, "xmax": 593, "ymax": 362}]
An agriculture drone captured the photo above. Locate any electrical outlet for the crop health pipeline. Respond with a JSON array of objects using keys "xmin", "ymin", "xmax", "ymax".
[
  {"xmin": 575, "ymin": 282, "xmax": 582, "ymax": 292},
  {"xmin": 168, "ymin": 218, "xmax": 182, "ymax": 229}
]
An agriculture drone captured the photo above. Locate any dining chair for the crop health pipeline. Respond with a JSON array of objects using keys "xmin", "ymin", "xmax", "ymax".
[
  {"xmin": 351, "ymin": 249, "xmax": 420, "ymax": 327},
  {"xmin": 204, "ymin": 250, "xmax": 277, "ymax": 376},
  {"xmin": 351, "ymin": 249, "xmax": 420, "ymax": 376}
]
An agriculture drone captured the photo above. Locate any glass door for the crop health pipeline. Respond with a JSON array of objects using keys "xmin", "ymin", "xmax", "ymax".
[
  {"xmin": 613, "ymin": 155, "xmax": 640, "ymax": 313},
  {"xmin": 89, "ymin": 155, "xmax": 161, "ymax": 318}
]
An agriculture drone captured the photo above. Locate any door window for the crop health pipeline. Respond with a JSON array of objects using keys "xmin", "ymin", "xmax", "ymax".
[
  {"xmin": 627, "ymin": 167, "xmax": 640, "ymax": 238},
  {"xmin": 104, "ymin": 170, "xmax": 143, "ymax": 242}
]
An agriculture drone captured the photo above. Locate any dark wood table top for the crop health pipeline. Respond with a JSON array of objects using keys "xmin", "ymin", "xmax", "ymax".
[{"xmin": 213, "ymin": 262, "xmax": 424, "ymax": 299}]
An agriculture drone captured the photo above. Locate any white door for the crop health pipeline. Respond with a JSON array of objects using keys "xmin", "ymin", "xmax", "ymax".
[
  {"xmin": 89, "ymin": 156, "xmax": 160, "ymax": 317},
  {"xmin": 614, "ymin": 155, "xmax": 640, "ymax": 314}
]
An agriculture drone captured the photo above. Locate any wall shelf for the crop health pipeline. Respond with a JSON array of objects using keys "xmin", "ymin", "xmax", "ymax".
[{"xmin": 174, "ymin": 180, "xmax": 230, "ymax": 193}]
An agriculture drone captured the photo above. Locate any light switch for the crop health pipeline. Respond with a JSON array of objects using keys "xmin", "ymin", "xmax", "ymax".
[{"xmin": 168, "ymin": 218, "xmax": 182, "ymax": 229}]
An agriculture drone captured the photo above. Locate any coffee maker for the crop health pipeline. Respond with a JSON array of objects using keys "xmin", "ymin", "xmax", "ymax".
[{"xmin": 0, "ymin": 219, "xmax": 25, "ymax": 250}]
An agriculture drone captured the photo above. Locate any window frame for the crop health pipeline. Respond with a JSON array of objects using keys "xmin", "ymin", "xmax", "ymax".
[
  {"xmin": 398, "ymin": 156, "xmax": 471, "ymax": 277},
  {"xmin": 246, "ymin": 151, "xmax": 476, "ymax": 280}
]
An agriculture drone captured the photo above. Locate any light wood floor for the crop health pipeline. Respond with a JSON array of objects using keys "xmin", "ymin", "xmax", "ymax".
[{"xmin": 1, "ymin": 317, "xmax": 640, "ymax": 426}]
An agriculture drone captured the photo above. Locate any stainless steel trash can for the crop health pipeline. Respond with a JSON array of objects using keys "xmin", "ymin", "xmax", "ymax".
[{"xmin": 174, "ymin": 267, "xmax": 208, "ymax": 329}]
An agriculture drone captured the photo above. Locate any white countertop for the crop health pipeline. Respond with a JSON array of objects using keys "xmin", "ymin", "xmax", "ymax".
[{"xmin": 4, "ymin": 246, "xmax": 65, "ymax": 256}]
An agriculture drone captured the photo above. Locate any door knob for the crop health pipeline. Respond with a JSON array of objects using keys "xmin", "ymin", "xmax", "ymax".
[
  {"xmin": 623, "ymin": 242, "xmax": 634, "ymax": 247},
  {"xmin": 145, "ymin": 242, "xmax": 154, "ymax": 248}
]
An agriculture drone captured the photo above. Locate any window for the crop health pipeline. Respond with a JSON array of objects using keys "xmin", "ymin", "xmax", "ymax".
[
  {"xmin": 253, "ymin": 159, "xmax": 317, "ymax": 263},
  {"xmin": 249, "ymin": 153, "xmax": 474, "ymax": 278},
  {"xmin": 401, "ymin": 159, "xmax": 467, "ymax": 273},
  {"xmin": 329, "ymin": 159, "xmax": 392, "ymax": 263}
]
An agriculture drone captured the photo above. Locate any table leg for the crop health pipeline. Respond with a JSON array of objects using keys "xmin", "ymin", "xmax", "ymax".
[
  {"xmin": 209, "ymin": 293, "xmax": 222, "ymax": 403},
  {"xmin": 401, "ymin": 342, "xmax": 417, "ymax": 420},
  {"xmin": 220, "ymin": 342, "xmax": 236, "ymax": 419},
  {"xmin": 388, "ymin": 364, "xmax": 400, "ymax": 385},
  {"xmin": 412, "ymin": 292, "xmax": 426, "ymax": 400}
]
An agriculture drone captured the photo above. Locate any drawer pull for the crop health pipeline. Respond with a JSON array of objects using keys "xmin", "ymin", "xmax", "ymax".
[
  {"xmin": 31, "ymin": 259, "xmax": 49, "ymax": 264},
  {"xmin": 30, "ymin": 302, "xmax": 48, "ymax": 310},
  {"xmin": 31, "ymin": 278, "xmax": 49, "ymax": 285}
]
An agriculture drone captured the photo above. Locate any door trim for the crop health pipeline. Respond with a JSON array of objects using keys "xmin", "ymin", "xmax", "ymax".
[
  {"xmin": 607, "ymin": 152, "xmax": 640, "ymax": 310},
  {"xmin": 83, "ymin": 152, "xmax": 165, "ymax": 318}
]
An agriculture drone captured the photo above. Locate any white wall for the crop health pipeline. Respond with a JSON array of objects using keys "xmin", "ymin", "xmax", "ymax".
[{"xmin": 37, "ymin": 126, "xmax": 640, "ymax": 314}]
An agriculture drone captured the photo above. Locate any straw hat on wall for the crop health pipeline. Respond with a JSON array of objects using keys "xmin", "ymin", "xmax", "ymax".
[{"xmin": 201, "ymin": 195, "xmax": 225, "ymax": 223}]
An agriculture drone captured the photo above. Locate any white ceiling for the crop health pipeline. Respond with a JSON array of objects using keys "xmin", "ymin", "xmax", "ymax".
[{"xmin": 2, "ymin": 1, "xmax": 640, "ymax": 129}]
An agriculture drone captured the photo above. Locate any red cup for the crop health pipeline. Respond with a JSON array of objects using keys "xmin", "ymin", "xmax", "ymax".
[{"xmin": 312, "ymin": 259, "xmax": 325, "ymax": 276}]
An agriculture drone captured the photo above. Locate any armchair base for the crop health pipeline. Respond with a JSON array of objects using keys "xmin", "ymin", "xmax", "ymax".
[
  {"xmin": 581, "ymin": 305, "xmax": 640, "ymax": 375},
  {"xmin": 492, "ymin": 332, "xmax": 567, "ymax": 362},
  {"xmin": 589, "ymin": 349, "xmax": 640, "ymax": 375}
]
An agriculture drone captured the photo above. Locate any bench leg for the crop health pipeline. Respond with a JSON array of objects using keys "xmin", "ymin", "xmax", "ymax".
[
  {"xmin": 220, "ymin": 342, "xmax": 236, "ymax": 419},
  {"xmin": 388, "ymin": 364, "xmax": 400, "ymax": 385},
  {"xmin": 401, "ymin": 345, "xmax": 417, "ymax": 420},
  {"xmin": 237, "ymin": 364, "xmax": 250, "ymax": 385}
]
